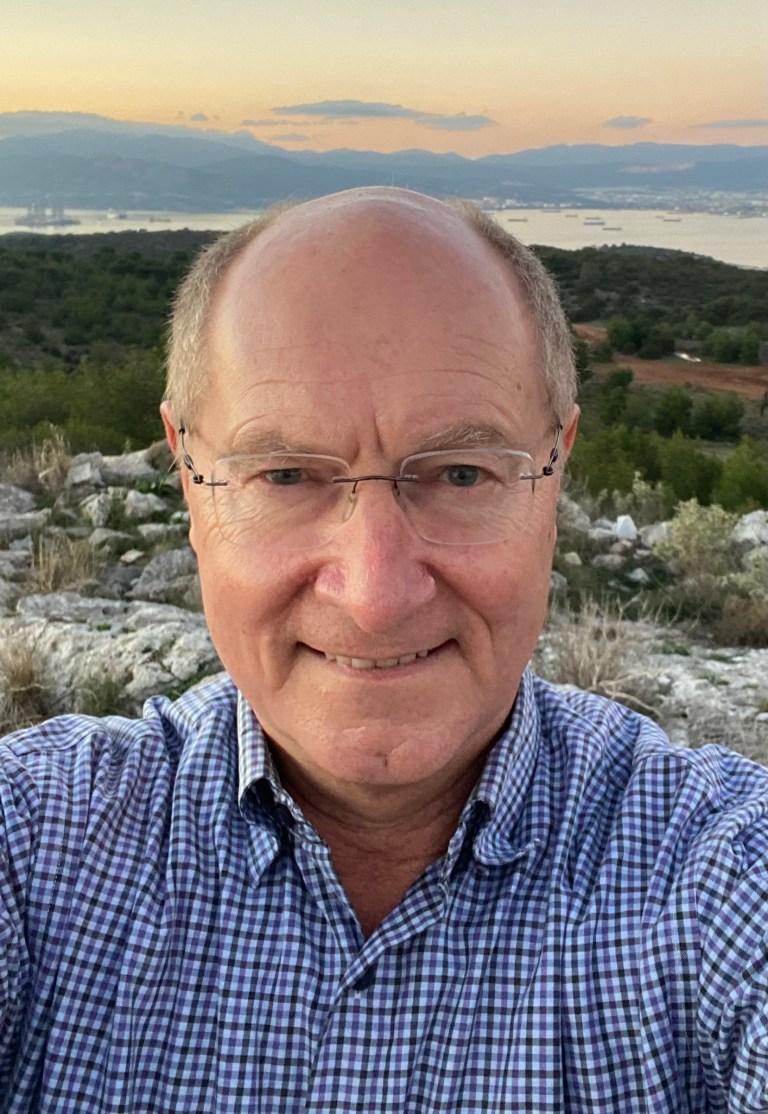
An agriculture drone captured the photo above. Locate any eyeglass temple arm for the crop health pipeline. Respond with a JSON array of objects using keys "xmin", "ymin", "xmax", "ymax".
[
  {"xmin": 520, "ymin": 424, "xmax": 563, "ymax": 482},
  {"xmin": 178, "ymin": 427, "xmax": 228, "ymax": 487}
]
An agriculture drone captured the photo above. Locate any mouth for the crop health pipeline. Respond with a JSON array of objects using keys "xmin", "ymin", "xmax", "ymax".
[{"xmin": 305, "ymin": 642, "xmax": 447, "ymax": 671}]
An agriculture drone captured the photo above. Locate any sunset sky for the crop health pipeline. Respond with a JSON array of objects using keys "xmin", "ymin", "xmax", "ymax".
[{"xmin": 3, "ymin": 0, "xmax": 766, "ymax": 156}]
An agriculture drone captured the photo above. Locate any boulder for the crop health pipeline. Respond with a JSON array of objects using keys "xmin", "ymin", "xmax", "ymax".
[
  {"xmin": 640, "ymin": 521, "xmax": 670, "ymax": 548},
  {"xmin": 80, "ymin": 492, "xmax": 114, "ymax": 528},
  {"xmin": 65, "ymin": 453, "xmax": 104, "ymax": 489},
  {"xmin": 100, "ymin": 449, "xmax": 160, "ymax": 487},
  {"xmin": 0, "ymin": 510, "xmax": 50, "ymax": 543},
  {"xmin": 0, "ymin": 484, "xmax": 37, "ymax": 515},
  {"xmin": 592, "ymin": 553, "xmax": 625, "ymax": 571},
  {"xmin": 557, "ymin": 494, "xmax": 590, "ymax": 534},
  {"xmin": 613, "ymin": 514, "xmax": 638, "ymax": 541},
  {"xmin": 124, "ymin": 490, "xmax": 168, "ymax": 521},
  {"xmin": 128, "ymin": 547, "xmax": 200, "ymax": 607},
  {"xmin": 732, "ymin": 510, "xmax": 768, "ymax": 549}
]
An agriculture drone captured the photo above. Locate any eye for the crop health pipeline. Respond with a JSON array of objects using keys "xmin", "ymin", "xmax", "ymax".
[
  {"xmin": 263, "ymin": 468, "xmax": 306, "ymax": 486},
  {"xmin": 443, "ymin": 464, "xmax": 483, "ymax": 487}
]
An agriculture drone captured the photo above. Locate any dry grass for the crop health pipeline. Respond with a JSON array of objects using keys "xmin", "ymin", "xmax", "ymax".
[
  {"xmin": 0, "ymin": 629, "xmax": 54, "ymax": 733},
  {"xmin": 26, "ymin": 534, "xmax": 103, "ymax": 594},
  {"xmin": 714, "ymin": 595, "xmax": 768, "ymax": 648},
  {"xmin": 541, "ymin": 598, "xmax": 659, "ymax": 716},
  {"xmin": 0, "ymin": 430, "xmax": 71, "ymax": 498}
]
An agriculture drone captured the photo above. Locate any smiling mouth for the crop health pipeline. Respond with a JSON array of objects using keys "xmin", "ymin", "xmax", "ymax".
[{"xmin": 320, "ymin": 647, "xmax": 437, "ymax": 670}]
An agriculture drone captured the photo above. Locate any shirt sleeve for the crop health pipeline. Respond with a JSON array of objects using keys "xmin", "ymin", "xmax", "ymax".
[
  {"xmin": 695, "ymin": 831, "xmax": 768, "ymax": 1110},
  {"xmin": 0, "ymin": 751, "xmax": 37, "ymax": 1089}
]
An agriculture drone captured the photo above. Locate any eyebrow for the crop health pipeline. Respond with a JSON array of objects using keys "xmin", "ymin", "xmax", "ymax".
[
  {"xmin": 225, "ymin": 422, "xmax": 519, "ymax": 458},
  {"xmin": 414, "ymin": 423, "xmax": 517, "ymax": 452},
  {"xmin": 226, "ymin": 429, "xmax": 326, "ymax": 456}
]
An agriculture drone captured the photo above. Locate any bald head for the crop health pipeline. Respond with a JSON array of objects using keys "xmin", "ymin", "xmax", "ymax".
[{"xmin": 165, "ymin": 188, "xmax": 576, "ymax": 429}]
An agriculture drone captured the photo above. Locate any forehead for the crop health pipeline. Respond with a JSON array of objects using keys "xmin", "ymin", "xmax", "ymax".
[{"xmin": 202, "ymin": 199, "xmax": 549, "ymax": 448}]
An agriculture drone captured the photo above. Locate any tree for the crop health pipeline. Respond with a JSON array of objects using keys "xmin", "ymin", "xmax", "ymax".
[
  {"xmin": 692, "ymin": 393, "xmax": 745, "ymax": 441},
  {"xmin": 653, "ymin": 387, "xmax": 693, "ymax": 437}
]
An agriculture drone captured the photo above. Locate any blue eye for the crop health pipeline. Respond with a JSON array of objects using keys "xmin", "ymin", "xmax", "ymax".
[
  {"xmin": 444, "ymin": 465, "xmax": 481, "ymax": 487},
  {"xmin": 265, "ymin": 468, "xmax": 305, "ymax": 486}
]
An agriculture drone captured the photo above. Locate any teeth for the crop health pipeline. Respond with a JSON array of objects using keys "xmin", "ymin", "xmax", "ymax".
[{"xmin": 323, "ymin": 649, "xmax": 432, "ymax": 668}]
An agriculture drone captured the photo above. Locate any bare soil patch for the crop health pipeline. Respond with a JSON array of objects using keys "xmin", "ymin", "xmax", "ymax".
[{"xmin": 574, "ymin": 325, "xmax": 768, "ymax": 401}]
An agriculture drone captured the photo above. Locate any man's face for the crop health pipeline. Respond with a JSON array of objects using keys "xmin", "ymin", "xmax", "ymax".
[{"xmin": 167, "ymin": 195, "xmax": 574, "ymax": 795}]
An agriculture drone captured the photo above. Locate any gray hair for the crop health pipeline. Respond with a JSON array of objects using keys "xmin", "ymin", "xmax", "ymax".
[{"xmin": 165, "ymin": 198, "xmax": 576, "ymax": 427}]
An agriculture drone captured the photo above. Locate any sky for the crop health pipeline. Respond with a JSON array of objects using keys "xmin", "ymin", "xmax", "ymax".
[{"xmin": 2, "ymin": 0, "xmax": 766, "ymax": 156}]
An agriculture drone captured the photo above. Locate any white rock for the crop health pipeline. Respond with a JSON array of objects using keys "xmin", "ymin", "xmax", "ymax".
[
  {"xmin": 16, "ymin": 593, "xmax": 128, "ymax": 623},
  {"xmin": 549, "ymin": 571, "xmax": 568, "ymax": 593},
  {"xmin": 627, "ymin": 567, "xmax": 651, "ymax": 585},
  {"xmin": 124, "ymin": 490, "xmax": 168, "ymax": 520},
  {"xmin": 641, "ymin": 521, "xmax": 671, "ymax": 548},
  {"xmin": 588, "ymin": 527, "xmax": 615, "ymax": 544},
  {"xmin": 613, "ymin": 514, "xmax": 638, "ymax": 541},
  {"xmin": 66, "ymin": 454, "xmax": 104, "ymax": 488},
  {"xmin": 120, "ymin": 549, "xmax": 145, "ymax": 565},
  {"xmin": 100, "ymin": 449, "xmax": 160, "ymax": 487},
  {"xmin": 128, "ymin": 547, "xmax": 199, "ymax": 605},
  {"xmin": 137, "ymin": 522, "xmax": 183, "ymax": 543},
  {"xmin": 88, "ymin": 527, "xmax": 133, "ymax": 552},
  {"xmin": 732, "ymin": 510, "xmax": 768, "ymax": 549},
  {"xmin": 0, "ymin": 484, "xmax": 37, "ymax": 515},
  {"xmin": 592, "ymin": 553, "xmax": 625, "ymax": 571},
  {"xmin": 557, "ymin": 494, "xmax": 590, "ymax": 534},
  {"xmin": 0, "ymin": 510, "xmax": 51, "ymax": 542},
  {"xmin": 80, "ymin": 492, "xmax": 114, "ymax": 528},
  {"xmin": 563, "ymin": 551, "xmax": 582, "ymax": 567}
]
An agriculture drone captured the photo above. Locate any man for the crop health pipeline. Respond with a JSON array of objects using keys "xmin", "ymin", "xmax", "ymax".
[{"xmin": 1, "ymin": 188, "xmax": 767, "ymax": 1111}]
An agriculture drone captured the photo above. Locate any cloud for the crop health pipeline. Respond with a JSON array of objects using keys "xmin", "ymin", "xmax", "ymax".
[
  {"xmin": 694, "ymin": 118, "xmax": 768, "ymax": 129},
  {"xmin": 272, "ymin": 133, "xmax": 310, "ymax": 142},
  {"xmin": 603, "ymin": 115, "xmax": 653, "ymax": 129},
  {"xmin": 271, "ymin": 99, "xmax": 495, "ymax": 131},
  {"xmin": 190, "ymin": 112, "xmax": 209, "ymax": 122},
  {"xmin": 241, "ymin": 117, "xmax": 322, "ymax": 128}
]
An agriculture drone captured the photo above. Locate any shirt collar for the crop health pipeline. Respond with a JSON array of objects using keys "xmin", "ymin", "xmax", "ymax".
[{"xmin": 237, "ymin": 669, "xmax": 542, "ymax": 862}]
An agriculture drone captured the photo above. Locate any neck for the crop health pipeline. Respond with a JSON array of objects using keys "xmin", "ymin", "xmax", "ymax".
[{"xmin": 271, "ymin": 749, "xmax": 487, "ymax": 936}]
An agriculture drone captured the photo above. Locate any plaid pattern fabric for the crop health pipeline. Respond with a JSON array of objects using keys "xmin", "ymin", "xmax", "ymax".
[{"xmin": 1, "ymin": 670, "xmax": 768, "ymax": 1112}]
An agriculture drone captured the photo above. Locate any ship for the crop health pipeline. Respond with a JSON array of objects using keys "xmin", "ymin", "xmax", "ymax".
[{"xmin": 14, "ymin": 204, "xmax": 81, "ymax": 228}]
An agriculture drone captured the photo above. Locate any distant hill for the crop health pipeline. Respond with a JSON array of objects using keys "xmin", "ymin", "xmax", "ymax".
[{"xmin": 0, "ymin": 111, "xmax": 764, "ymax": 210}]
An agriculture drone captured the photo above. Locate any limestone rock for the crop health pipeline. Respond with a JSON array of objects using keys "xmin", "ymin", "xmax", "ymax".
[
  {"xmin": 592, "ymin": 553, "xmax": 625, "ymax": 571},
  {"xmin": 0, "ymin": 510, "xmax": 50, "ymax": 543},
  {"xmin": 65, "ymin": 453, "xmax": 104, "ymax": 489},
  {"xmin": 0, "ymin": 484, "xmax": 37, "ymax": 515},
  {"xmin": 557, "ymin": 494, "xmax": 590, "ymax": 534},
  {"xmin": 80, "ymin": 492, "xmax": 114, "ymax": 528},
  {"xmin": 128, "ymin": 547, "xmax": 200, "ymax": 607},
  {"xmin": 100, "ymin": 449, "xmax": 160, "ymax": 487},
  {"xmin": 613, "ymin": 514, "xmax": 638, "ymax": 541},
  {"xmin": 733, "ymin": 510, "xmax": 768, "ymax": 549},
  {"xmin": 124, "ymin": 490, "xmax": 168, "ymax": 521}
]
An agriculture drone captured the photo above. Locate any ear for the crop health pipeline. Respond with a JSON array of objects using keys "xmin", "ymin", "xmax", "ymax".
[
  {"xmin": 160, "ymin": 400, "xmax": 190, "ymax": 498},
  {"xmin": 160, "ymin": 400, "xmax": 179, "ymax": 456},
  {"xmin": 560, "ymin": 405, "xmax": 580, "ymax": 462}
]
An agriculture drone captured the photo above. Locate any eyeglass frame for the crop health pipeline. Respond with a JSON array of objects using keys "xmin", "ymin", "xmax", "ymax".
[
  {"xmin": 176, "ymin": 423, "xmax": 563, "ymax": 547},
  {"xmin": 178, "ymin": 424, "xmax": 563, "ymax": 493}
]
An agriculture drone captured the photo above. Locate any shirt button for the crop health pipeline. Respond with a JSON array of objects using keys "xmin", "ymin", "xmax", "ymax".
[{"xmin": 352, "ymin": 966, "xmax": 376, "ymax": 992}]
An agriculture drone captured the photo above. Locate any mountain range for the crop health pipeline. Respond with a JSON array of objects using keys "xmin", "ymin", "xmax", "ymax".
[{"xmin": 0, "ymin": 111, "xmax": 764, "ymax": 212}]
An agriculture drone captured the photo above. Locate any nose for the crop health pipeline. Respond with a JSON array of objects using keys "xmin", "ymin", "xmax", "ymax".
[{"xmin": 313, "ymin": 480, "xmax": 437, "ymax": 633}]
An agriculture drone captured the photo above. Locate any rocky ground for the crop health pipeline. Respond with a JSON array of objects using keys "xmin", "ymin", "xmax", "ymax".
[{"xmin": 0, "ymin": 444, "xmax": 766, "ymax": 760}]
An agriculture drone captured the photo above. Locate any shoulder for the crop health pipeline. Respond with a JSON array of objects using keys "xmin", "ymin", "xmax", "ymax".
[
  {"xmin": 529, "ymin": 674, "xmax": 768, "ymax": 881},
  {"xmin": 0, "ymin": 674, "xmax": 239, "ymax": 859}
]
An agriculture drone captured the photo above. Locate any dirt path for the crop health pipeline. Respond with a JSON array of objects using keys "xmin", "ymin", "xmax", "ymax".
[{"xmin": 574, "ymin": 325, "xmax": 768, "ymax": 400}]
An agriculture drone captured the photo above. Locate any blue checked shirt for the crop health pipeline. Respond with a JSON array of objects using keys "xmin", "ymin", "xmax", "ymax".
[{"xmin": 1, "ymin": 669, "xmax": 768, "ymax": 1112}]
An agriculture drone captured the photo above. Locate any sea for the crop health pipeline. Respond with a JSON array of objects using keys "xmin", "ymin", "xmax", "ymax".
[{"xmin": 0, "ymin": 206, "xmax": 765, "ymax": 270}]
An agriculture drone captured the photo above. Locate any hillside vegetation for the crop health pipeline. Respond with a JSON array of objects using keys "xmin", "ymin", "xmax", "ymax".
[{"xmin": 0, "ymin": 232, "xmax": 766, "ymax": 511}]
